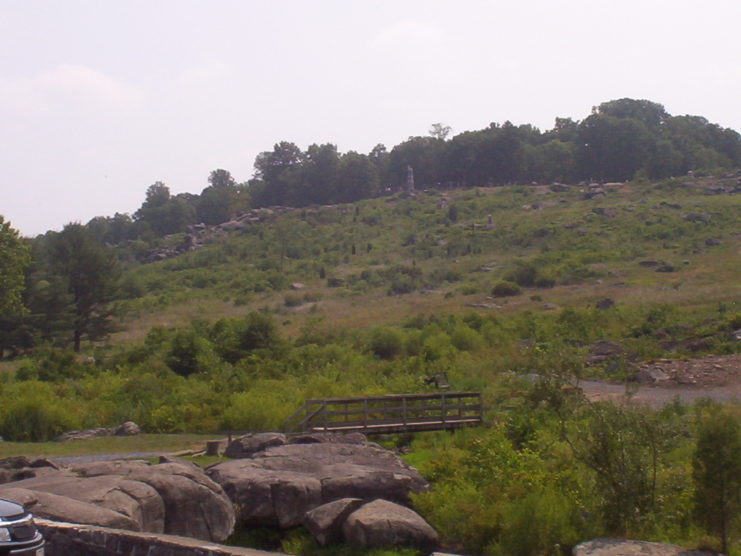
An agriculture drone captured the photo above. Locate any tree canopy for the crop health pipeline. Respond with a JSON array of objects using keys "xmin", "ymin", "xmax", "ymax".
[
  {"xmin": 0, "ymin": 216, "xmax": 30, "ymax": 315},
  {"xmin": 46, "ymin": 223, "xmax": 120, "ymax": 351},
  {"xmin": 42, "ymin": 97, "xmax": 739, "ymax": 247}
]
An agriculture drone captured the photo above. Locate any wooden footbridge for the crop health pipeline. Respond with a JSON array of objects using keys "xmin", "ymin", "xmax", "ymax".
[{"xmin": 283, "ymin": 392, "xmax": 483, "ymax": 435}]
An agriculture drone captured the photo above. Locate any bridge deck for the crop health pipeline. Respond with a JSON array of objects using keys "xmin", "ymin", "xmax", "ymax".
[{"xmin": 284, "ymin": 392, "xmax": 483, "ymax": 435}]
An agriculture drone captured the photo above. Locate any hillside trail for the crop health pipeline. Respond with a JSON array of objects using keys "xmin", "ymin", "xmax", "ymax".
[{"xmin": 580, "ymin": 353, "xmax": 741, "ymax": 407}]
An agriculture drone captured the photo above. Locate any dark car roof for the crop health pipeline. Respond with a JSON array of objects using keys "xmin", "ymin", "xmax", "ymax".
[{"xmin": 0, "ymin": 499, "xmax": 26, "ymax": 519}]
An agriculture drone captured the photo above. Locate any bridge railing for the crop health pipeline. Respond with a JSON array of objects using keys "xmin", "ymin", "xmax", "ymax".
[{"xmin": 284, "ymin": 392, "xmax": 482, "ymax": 434}]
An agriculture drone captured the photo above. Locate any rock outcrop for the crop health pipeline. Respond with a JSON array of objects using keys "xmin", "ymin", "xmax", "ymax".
[
  {"xmin": 224, "ymin": 432, "xmax": 287, "ymax": 459},
  {"xmin": 72, "ymin": 459, "xmax": 236, "ymax": 541},
  {"xmin": 55, "ymin": 421, "xmax": 141, "ymax": 441},
  {"xmin": 0, "ymin": 458, "xmax": 235, "ymax": 542},
  {"xmin": 208, "ymin": 433, "xmax": 428, "ymax": 529},
  {"xmin": 0, "ymin": 456, "xmax": 60, "ymax": 484},
  {"xmin": 341, "ymin": 499, "xmax": 439, "ymax": 551},
  {"xmin": 304, "ymin": 498, "xmax": 365, "ymax": 546}
]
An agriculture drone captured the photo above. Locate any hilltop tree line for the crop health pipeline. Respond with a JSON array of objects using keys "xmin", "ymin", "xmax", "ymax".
[
  {"xmin": 1, "ymin": 97, "xmax": 740, "ymax": 354},
  {"xmin": 84, "ymin": 98, "xmax": 741, "ymax": 244}
]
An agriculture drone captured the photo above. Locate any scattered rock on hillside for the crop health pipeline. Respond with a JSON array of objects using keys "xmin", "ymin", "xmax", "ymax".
[
  {"xmin": 584, "ymin": 187, "xmax": 605, "ymax": 200},
  {"xmin": 114, "ymin": 421, "xmax": 140, "ymax": 436},
  {"xmin": 342, "ymin": 499, "xmax": 439, "ymax": 552},
  {"xmin": 705, "ymin": 237, "xmax": 722, "ymax": 246},
  {"xmin": 635, "ymin": 367, "xmax": 670, "ymax": 384},
  {"xmin": 55, "ymin": 428, "xmax": 112, "ymax": 441},
  {"xmin": 683, "ymin": 212, "xmax": 711, "ymax": 223},
  {"xmin": 661, "ymin": 337, "xmax": 713, "ymax": 354},
  {"xmin": 56, "ymin": 422, "xmax": 141, "ymax": 441},
  {"xmin": 595, "ymin": 298, "xmax": 615, "ymax": 310},
  {"xmin": 587, "ymin": 340, "xmax": 623, "ymax": 366},
  {"xmin": 592, "ymin": 207, "xmax": 616, "ymax": 217},
  {"xmin": 573, "ymin": 538, "xmax": 716, "ymax": 555}
]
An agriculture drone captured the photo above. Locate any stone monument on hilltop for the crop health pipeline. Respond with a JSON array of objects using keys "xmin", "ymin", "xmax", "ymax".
[{"xmin": 405, "ymin": 165, "xmax": 415, "ymax": 194}]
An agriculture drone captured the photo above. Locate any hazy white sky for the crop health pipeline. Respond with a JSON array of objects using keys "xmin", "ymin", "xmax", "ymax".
[{"xmin": 2, "ymin": 0, "xmax": 740, "ymax": 236}]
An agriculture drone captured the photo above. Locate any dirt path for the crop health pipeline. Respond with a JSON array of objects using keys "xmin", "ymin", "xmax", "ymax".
[{"xmin": 580, "ymin": 353, "xmax": 741, "ymax": 407}]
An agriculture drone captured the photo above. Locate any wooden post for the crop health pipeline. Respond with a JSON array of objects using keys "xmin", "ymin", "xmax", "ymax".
[
  {"xmin": 363, "ymin": 399, "xmax": 369, "ymax": 432},
  {"xmin": 441, "ymin": 393, "xmax": 447, "ymax": 427},
  {"xmin": 206, "ymin": 440, "xmax": 221, "ymax": 456},
  {"xmin": 402, "ymin": 396, "xmax": 408, "ymax": 432}
]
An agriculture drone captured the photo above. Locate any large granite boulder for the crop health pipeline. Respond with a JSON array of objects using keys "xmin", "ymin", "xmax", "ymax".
[
  {"xmin": 0, "ymin": 459, "xmax": 235, "ymax": 543},
  {"xmin": 573, "ymin": 539, "xmax": 718, "ymax": 556},
  {"xmin": 0, "ymin": 486, "xmax": 141, "ymax": 530},
  {"xmin": 342, "ymin": 499, "xmax": 439, "ymax": 551},
  {"xmin": 0, "ymin": 456, "xmax": 60, "ymax": 484},
  {"xmin": 304, "ymin": 498, "xmax": 365, "ymax": 546},
  {"xmin": 114, "ymin": 421, "xmax": 141, "ymax": 436},
  {"xmin": 72, "ymin": 460, "xmax": 235, "ymax": 542},
  {"xmin": 3, "ymin": 471, "xmax": 164, "ymax": 532},
  {"xmin": 207, "ymin": 435, "xmax": 428, "ymax": 528},
  {"xmin": 209, "ymin": 464, "xmax": 322, "ymax": 528}
]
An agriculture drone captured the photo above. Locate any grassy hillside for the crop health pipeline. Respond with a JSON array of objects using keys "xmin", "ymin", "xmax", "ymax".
[{"xmin": 114, "ymin": 175, "xmax": 740, "ymax": 344}]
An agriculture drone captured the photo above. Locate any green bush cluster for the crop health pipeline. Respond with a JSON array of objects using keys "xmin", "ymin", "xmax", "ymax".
[
  {"xmin": 412, "ymin": 396, "xmax": 741, "ymax": 556},
  {"xmin": 492, "ymin": 281, "xmax": 522, "ymax": 297}
]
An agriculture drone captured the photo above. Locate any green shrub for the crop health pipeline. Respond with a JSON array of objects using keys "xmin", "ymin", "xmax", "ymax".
[
  {"xmin": 492, "ymin": 281, "xmax": 522, "ymax": 297},
  {"xmin": 369, "ymin": 327, "xmax": 404, "ymax": 360},
  {"xmin": 388, "ymin": 276, "xmax": 415, "ymax": 295},
  {"xmin": 283, "ymin": 293, "xmax": 303, "ymax": 307},
  {"xmin": 0, "ymin": 383, "xmax": 80, "ymax": 441},
  {"xmin": 490, "ymin": 488, "xmax": 581, "ymax": 556},
  {"xmin": 15, "ymin": 348, "xmax": 89, "ymax": 382},
  {"xmin": 166, "ymin": 329, "xmax": 214, "ymax": 376},
  {"xmin": 506, "ymin": 262, "xmax": 538, "ymax": 287},
  {"xmin": 222, "ymin": 386, "xmax": 293, "ymax": 432},
  {"xmin": 726, "ymin": 313, "xmax": 741, "ymax": 330},
  {"xmin": 534, "ymin": 273, "xmax": 556, "ymax": 288},
  {"xmin": 460, "ymin": 284, "xmax": 479, "ymax": 295},
  {"xmin": 451, "ymin": 325, "xmax": 484, "ymax": 352}
]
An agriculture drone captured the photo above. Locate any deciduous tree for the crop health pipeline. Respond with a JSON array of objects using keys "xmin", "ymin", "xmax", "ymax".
[
  {"xmin": 0, "ymin": 216, "xmax": 31, "ymax": 357},
  {"xmin": 693, "ymin": 405, "xmax": 741, "ymax": 555}
]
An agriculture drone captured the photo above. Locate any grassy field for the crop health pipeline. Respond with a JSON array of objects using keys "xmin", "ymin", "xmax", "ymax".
[{"xmin": 0, "ymin": 434, "xmax": 215, "ymax": 459}]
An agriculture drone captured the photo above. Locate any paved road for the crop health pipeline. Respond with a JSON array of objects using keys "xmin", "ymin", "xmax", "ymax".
[{"xmin": 580, "ymin": 380, "xmax": 741, "ymax": 407}]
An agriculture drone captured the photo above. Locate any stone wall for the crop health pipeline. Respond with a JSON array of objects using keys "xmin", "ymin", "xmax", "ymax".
[{"xmin": 36, "ymin": 519, "xmax": 282, "ymax": 556}]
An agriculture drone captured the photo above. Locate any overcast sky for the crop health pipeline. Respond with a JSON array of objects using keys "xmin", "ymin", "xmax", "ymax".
[{"xmin": 2, "ymin": 0, "xmax": 739, "ymax": 236}]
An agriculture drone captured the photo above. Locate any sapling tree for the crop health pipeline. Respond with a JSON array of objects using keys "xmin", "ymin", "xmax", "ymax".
[{"xmin": 692, "ymin": 405, "xmax": 741, "ymax": 555}]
